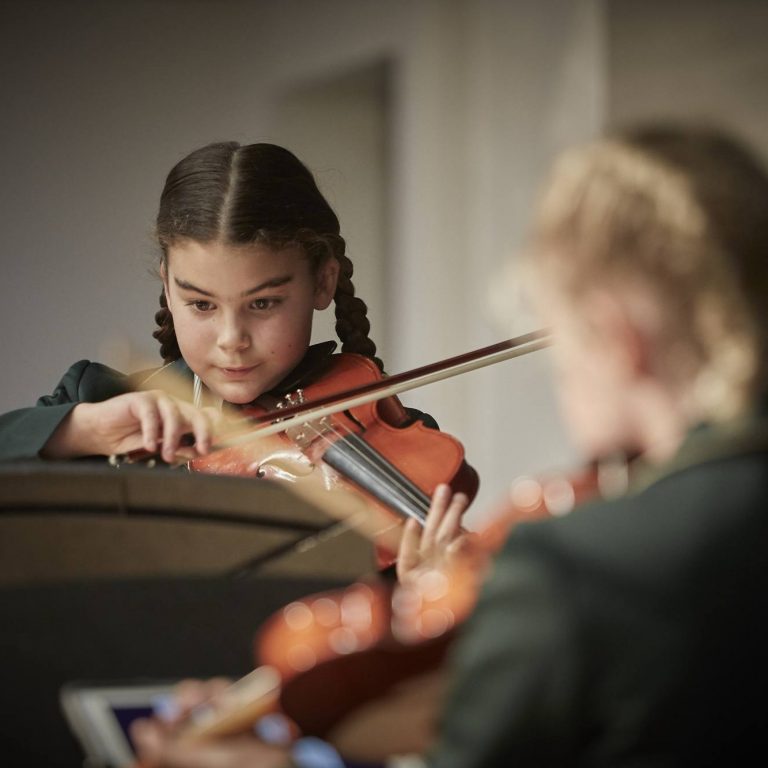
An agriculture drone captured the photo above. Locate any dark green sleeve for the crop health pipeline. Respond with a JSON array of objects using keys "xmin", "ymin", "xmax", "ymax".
[
  {"xmin": 0, "ymin": 360, "xmax": 130, "ymax": 462},
  {"xmin": 405, "ymin": 407, "xmax": 439, "ymax": 430},
  {"xmin": 426, "ymin": 526, "xmax": 583, "ymax": 768}
]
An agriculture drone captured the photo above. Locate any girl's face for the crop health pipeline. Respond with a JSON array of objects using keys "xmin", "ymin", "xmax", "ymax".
[{"xmin": 164, "ymin": 240, "xmax": 338, "ymax": 404}]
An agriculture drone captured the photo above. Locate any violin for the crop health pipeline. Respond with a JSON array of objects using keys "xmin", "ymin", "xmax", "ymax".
[
  {"xmin": 171, "ymin": 562, "xmax": 482, "ymax": 755},
  {"xmin": 191, "ymin": 352, "xmax": 480, "ymax": 564},
  {"xmin": 115, "ymin": 330, "xmax": 551, "ymax": 565}
]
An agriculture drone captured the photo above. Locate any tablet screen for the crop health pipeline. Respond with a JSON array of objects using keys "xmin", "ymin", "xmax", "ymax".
[
  {"xmin": 111, "ymin": 703, "xmax": 157, "ymax": 752},
  {"xmin": 60, "ymin": 681, "xmax": 177, "ymax": 767}
]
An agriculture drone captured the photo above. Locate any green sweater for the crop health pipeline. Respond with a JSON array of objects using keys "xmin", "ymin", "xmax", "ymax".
[
  {"xmin": 428, "ymin": 416, "xmax": 768, "ymax": 767},
  {"xmin": 0, "ymin": 359, "xmax": 136, "ymax": 462}
]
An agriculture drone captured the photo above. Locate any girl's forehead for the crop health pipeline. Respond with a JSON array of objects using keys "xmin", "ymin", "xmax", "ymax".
[
  {"xmin": 166, "ymin": 240, "xmax": 308, "ymax": 277},
  {"xmin": 167, "ymin": 239, "xmax": 303, "ymax": 263}
]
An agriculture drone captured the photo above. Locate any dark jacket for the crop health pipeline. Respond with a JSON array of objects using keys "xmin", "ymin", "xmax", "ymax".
[
  {"xmin": 0, "ymin": 359, "xmax": 135, "ymax": 462},
  {"xmin": 428, "ymin": 415, "xmax": 768, "ymax": 767}
]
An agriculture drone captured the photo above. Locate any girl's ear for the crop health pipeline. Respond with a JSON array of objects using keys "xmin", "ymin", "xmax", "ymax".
[
  {"xmin": 160, "ymin": 261, "xmax": 173, "ymax": 312},
  {"xmin": 314, "ymin": 257, "xmax": 340, "ymax": 310},
  {"xmin": 584, "ymin": 288, "xmax": 650, "ymax": 383}
]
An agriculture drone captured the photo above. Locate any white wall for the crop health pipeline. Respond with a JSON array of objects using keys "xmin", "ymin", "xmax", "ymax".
[
  {"xmin": 608, "ymin": 0, "xmax": 768, "ymax": 157},
  {"xmin": 389, "ymin": 0, "xmax": 604, "ymax": 519},
  {"xmin": 269, "ymin": 63, "xmax": 391, "ymax": 360},
  {"xmin": 3, "ymin": 0, "xmax": 765, "ymax": 527},
  {"xmin": 0, "ymin": 0, "xmax": 410, "ymax": 410},
  {"xmin": 0, "ymin": 0, "xmax": 598, "ymax": 525}
]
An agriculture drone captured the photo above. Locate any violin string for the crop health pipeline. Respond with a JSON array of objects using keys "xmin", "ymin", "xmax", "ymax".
[
  {"xmin": 303, "ymin": 418, "xmax": 431, "ymax": 521},
  {"xmin": 336, "ymin": 432, "xmax": 431, "ymax": 523},
  {"xmin": 296, "ymin": 416, "xmax": 431, "ymax": 523}
]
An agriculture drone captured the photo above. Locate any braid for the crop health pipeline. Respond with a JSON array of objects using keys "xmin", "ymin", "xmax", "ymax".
[
  {"xmin": 152, "ymin": 289, "xmax": 181, "ymax": 363},
  {"xmin": 333, "ymin": 248, "xmax": 383, "ymax": 371},
  {"xmin": 153, "ymin": 141, "xmax": 381, "ymax": 369}
]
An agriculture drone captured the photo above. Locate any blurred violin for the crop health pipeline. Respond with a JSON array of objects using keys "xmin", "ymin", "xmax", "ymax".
[{"xmin": 166, "ymin": 457, "xmax": 630, "ymax": 762}]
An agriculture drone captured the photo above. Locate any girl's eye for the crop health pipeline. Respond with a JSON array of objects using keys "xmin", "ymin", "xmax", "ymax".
[
  {"xmin": 188, "ymin": 300, "xmax": 213, "ymax": 312},
  {"xmin": 251, "ymin": 298, "xmax": 281, "ymax": 311}
]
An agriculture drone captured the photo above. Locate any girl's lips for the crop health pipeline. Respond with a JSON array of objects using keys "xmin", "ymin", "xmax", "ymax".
[{"xmin": 219, "ymin": 365, "xmax": 257, "ymax": 378}]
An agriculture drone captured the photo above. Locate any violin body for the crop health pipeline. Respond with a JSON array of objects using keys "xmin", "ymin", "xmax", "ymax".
[
  {"xmin": 256, "ymin": 559, "xmax": 481, "ymax": 741},
  {"xmin": 191, "ymin": 353, "xmax": 479, "ymax": 560}
]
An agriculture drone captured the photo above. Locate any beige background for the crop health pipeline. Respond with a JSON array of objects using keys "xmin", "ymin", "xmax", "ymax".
[{"xmin": 2, "ymin": 0, "xmax": 767, "ymax": 522}]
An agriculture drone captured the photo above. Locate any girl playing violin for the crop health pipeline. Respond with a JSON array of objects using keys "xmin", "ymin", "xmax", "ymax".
[
  {"xmin": 0, "ymin": 142, "xmax": 436, "ymax": 463},
  {"xmin": 134, "ymin": 122, "xmax": 768, "ymax": 767}
]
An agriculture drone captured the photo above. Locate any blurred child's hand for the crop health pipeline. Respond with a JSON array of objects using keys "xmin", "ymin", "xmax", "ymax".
[
  {"xmin": 132, "ymin": 721, "xmax": 289, "ymax": 768},
  {"xmin": 130, "ymin": 677, "xmax": 290, "ymax": 768}
]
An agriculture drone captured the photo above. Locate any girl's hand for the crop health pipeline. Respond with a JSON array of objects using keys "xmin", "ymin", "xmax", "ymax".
[
  {"xmin": 43, "ymin": 390, "xmax": 221, "ymax": 462},
  {"xmin": 396, "ymin": 483, "xmax": 473, "ymax": 584},
  {"xmin": 131, "ymin": 678, "xmax": 290, "ymax": 768}
]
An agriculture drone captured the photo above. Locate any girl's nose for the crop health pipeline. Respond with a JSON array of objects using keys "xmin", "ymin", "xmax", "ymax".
[{"xmin": 217, "ymin": 313, "xmax": 251, "ymax": 352}]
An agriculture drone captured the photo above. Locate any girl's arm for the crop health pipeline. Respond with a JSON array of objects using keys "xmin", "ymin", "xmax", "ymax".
[
  {"xmin": 0, "ymin": 360, "xmax": 119, "ymax": 462},
  {"xmin": 42, "ymin": 391, "xmax": 218, "ymax": 461},
  {"xmin": 0, "ymin": 360, "xmax": 216, "ymax": 462}
]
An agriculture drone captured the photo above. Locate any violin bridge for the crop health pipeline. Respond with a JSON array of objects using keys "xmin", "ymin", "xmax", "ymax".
[
  {"xmin": 272, "ymin": 389, "xmax": 336, "ymax": 449},
  {"xmin": 285, "ymin": 415, "xmax": 334, "ymax": 450}
]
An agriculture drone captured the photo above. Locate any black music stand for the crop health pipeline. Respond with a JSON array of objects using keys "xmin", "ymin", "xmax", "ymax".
[{"xmin": 0, "ymin": 462, "xmax": 375, "ymax": 767}]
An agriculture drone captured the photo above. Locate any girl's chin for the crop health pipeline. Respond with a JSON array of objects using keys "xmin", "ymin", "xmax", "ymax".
[
  {"xmin": 211, "ymin": 381, "xmax": 265, "ymax": 406},
  {"xmin": 204, "ymin": 369, "xmax": 286, "ymax": 405},
  {"xmin": 225, "ymin": 393, "xmax": 263, "ymax": 407}
]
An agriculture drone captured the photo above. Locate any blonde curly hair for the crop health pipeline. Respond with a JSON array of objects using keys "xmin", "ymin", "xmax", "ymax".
[{"xmin": 528, "ymin": 124, "xmax": 768, "ymax": 420}]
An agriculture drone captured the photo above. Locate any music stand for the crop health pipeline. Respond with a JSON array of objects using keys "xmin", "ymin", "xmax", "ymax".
[
  {"xmin": 0, "ymin": 462, "xmax": 376, "ymax": 766},
  {"xmin": 0, "ymin": 461, "xmax": 375, "ymax": 584}
]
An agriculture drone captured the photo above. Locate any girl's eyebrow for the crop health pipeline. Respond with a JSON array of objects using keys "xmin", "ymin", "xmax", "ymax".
[
  {"xmin": 173, "ymin": 275, "xmax": 293, "ymax": 297},
  {"xmin": 242, "ymin": 275, "xmax": 293, "ymax": 296}
]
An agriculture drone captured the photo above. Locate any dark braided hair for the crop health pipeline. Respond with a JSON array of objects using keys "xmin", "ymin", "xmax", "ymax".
[{"xmin": 153, "ymin": 141, "xmax": 382, "ymax": 369}]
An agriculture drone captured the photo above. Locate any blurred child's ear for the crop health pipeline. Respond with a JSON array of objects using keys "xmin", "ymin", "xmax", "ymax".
[
  {"xmin": 584, "ymin": 289, "xmax": 649, "ymax": 382},
  {"xmin": 314, "ymin": 257, "xmax": 340, "ymax": 310}
]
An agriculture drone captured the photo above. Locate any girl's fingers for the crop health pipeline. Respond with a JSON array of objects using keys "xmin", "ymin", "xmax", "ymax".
[
  {"xmin": 435, "ymin": 492, "xmax": 469, "ymax": 546},
  {"xmin": 156, "ymin": 396, "xmax": 184, "ymax": 462},
  {"xmin": 421, "ymin": 484, "xmax": 452, "ymax": 556},
  {"xmin": 447, "ymin": 530, "xmax": 478, "ymax": 556},
  {"xmin": 396, "ymin": 518, "xmax": 424, "ymax": 582},
  {"xmin": 132, "ymin": 394, "xmax": 162, "ymax": 453},
  {"xmin": 188, "ymin": 406, "xmax": 219, "ymax": 455},
  {"xmin": 137, "ymin": 394, "xmax": 218, "ymax": 461}
]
